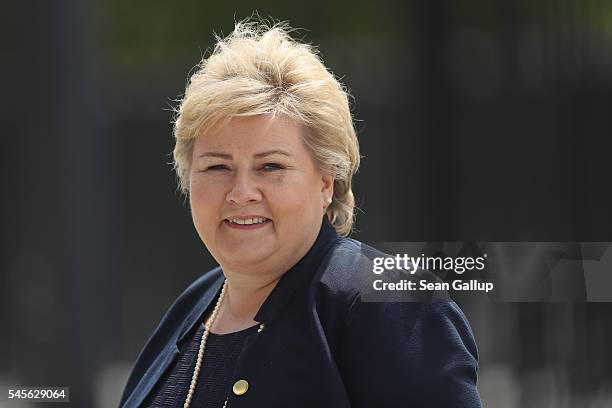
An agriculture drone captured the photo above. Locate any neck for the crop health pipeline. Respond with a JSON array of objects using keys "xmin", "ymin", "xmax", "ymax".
[
  {"xmin": 207, "ymin": 274, "xmax": 278, "ymax": 335},
  {"xmin": 224, "ymin": 272, "xmax": 281, "ymax": 320},
  {"xmin": 211, "ymin": 258, "xmax": 302, "ymax": 334}
]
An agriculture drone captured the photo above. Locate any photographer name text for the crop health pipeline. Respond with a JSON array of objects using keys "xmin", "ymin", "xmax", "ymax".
[{"xmin": 372, "ymin": 279, "xmax": 494, "ymax": 293}]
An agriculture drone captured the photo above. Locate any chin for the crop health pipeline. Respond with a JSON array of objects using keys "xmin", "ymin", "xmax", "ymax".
[{"xmin": 218, "ymin": 244, "xmax": 274, "ymax": 267}]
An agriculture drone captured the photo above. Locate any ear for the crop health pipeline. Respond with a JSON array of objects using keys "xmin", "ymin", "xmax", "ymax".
[{"xmin": 320, "ymin": 169, "xmax": 335, "ymax": 207}]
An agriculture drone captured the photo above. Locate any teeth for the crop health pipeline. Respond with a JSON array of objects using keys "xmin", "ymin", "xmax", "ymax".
[{"xmin": 228, "ymin": 217, "xmax": 268, "ymax": 225}]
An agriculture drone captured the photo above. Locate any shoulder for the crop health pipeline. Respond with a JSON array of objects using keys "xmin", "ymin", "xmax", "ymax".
[
  {"xmin": 316, "ymin": 237, "xmax": 382, "ymax": 293},
  {"xmin": 314, "ymin": 238, "xmax": 482, "ymax": 406},
  {"xmin": 315, "ymin": 237, "xmax": 444, "ymax": 302},
  {"xmin": 308, "ymin": 237, "xmax": 440, "ymax": 345},
  {"xmin": 307, "ymin": 237, "xmax": 378, "ymax": 317},
  {"xmin": 323, "ymin": 237, "xmax": 477, "ymax": 348}
]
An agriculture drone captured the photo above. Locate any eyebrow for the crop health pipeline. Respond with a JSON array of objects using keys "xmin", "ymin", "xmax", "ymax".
[
  {"xmin": 197, "ymin": 150, "xmax": 292, "ymax": 159},
  {"xmin": 197, "ymin": 152, "xmax": 232, "ymax": 159},
  {"xmin": 254, "ymin": 149, "xmax": 292, "ymax": 159}
]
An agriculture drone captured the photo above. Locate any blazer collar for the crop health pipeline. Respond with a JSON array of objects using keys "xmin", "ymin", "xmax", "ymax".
[
  {"xmin": 177, "ymin": 269, "xmax": 225, "ymax": 344},
  {"xmin": 254, "ymin": 216, "xmax": 340, "ymax": 323}
]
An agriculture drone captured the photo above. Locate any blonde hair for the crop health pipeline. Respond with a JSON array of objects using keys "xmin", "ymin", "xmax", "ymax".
[{"xmin": 173, "ymin": 19, "xmax": 360, "ymax": 236}]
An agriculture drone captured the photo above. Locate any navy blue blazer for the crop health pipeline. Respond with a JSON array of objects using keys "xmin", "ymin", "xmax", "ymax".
[{"xmin": 120, "ymin": 218, "xmax": 482, "ymax": 407}]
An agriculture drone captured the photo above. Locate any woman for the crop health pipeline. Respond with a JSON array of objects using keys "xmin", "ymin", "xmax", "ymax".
[{"xmin": 120, "ymin": 20, "xmax": 481, "ymax": 408}]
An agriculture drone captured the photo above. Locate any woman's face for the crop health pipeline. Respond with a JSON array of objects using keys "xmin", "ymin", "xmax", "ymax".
[{"xmin": 189, "ymin": 115, "xmax": 334, "ymax": 274}]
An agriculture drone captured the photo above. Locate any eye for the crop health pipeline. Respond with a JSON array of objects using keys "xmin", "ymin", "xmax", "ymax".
[
  {"xmin": 262, "ymin": 163, "xmax": 285, "ymax": 172},
  {"xmin": 205, "ymin": 164, "xmax": 230, "ymax": 171}
]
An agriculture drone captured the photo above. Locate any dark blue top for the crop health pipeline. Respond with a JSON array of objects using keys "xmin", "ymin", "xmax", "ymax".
[{"xmin": 142, "ymin": 318, "xmax": 259, "ymax": 407}]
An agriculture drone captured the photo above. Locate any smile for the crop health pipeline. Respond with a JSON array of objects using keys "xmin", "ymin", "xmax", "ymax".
[{"xmin": 224, "ymin": 217, "xmax": 272, "ymax": 230}]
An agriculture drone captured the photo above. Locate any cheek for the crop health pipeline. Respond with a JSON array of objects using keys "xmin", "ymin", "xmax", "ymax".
[
  {"xmin": 190, "ymin": 176, "xmax": 224, "ymax": 218},
  {"xmin": 270, "ymin": 175, "xmax": 321, "ymax": 216}
]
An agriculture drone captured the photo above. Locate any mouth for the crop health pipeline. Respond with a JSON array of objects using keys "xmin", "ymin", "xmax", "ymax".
[{"xmin": 223, "ymin": 216, "xmax": 272, "ymax": 230}]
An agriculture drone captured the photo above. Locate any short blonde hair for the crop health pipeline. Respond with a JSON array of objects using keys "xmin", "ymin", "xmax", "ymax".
[{"xmin": 173, "ymin": 19, "xmax": 360, "ymax": 236}]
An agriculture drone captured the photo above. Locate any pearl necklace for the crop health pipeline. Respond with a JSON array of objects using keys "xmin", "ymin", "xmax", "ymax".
[{"xmin": 183, "ymin": 279, "xmax": 228, "ymax": 408}]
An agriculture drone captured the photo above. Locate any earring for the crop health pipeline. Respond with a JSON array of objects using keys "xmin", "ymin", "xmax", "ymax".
[{"xmin": 325, "ymin": 197, "xmax": 332, "ymax": 205}]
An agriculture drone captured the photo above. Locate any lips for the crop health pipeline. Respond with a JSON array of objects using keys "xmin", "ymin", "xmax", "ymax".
[
  {"xmin": 225, "ymin": 216, "xmax": 271, "ymax": 225},
  {"xmin": 222, "ymin": 215, "xmax": 273, "ymax": 232}
]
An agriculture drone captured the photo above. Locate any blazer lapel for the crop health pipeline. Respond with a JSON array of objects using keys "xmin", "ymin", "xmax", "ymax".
[{"xmin": 122, "ymin": 270, "xmax": 225, "ymax": 408}]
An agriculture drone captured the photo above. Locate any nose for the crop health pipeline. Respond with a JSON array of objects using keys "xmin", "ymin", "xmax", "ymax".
[{"xmin": 226, "ymin": 170, "xmax": 262, "ymax": 206}]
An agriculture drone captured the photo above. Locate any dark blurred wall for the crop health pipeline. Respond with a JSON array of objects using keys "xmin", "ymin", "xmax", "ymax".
[{"xmin": 3, "ymin": 0, "xmax": 612, "ymax": 406}]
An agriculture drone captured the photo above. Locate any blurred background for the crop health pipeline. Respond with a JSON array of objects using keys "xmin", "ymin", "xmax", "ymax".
[{"xmin": 2, "ymin": 0, "xmax": 612, "ymax": 406}]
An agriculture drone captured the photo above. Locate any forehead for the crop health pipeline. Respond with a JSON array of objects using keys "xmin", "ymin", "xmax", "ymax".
[{"xmin": 194, "ymin": 115, "xmax": 304, "ymax": 151}]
